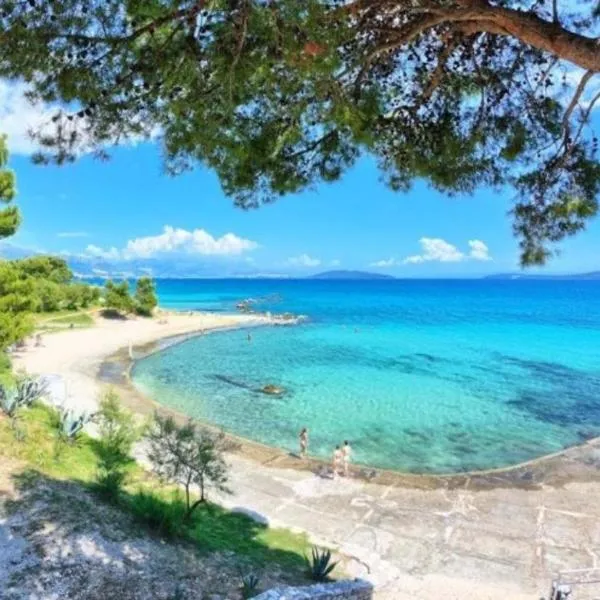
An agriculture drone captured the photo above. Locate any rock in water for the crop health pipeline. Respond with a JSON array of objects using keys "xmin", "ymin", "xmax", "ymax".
[{"xmin": 261, "ymin": 384, "xmax": 284, "ymax": 396}]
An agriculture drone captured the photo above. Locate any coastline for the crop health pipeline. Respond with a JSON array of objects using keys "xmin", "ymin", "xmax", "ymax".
[
  {"xmin": 13, "ymin": 310, "xmax": 600, "ymax": 598},
  {"xmin": 14, "ymin": 310, "xmax": 600, "ymax": 490}
]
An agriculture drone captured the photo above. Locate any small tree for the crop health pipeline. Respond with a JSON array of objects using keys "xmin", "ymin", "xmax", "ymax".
[
  {"xmin": 104, "ymin": 280, "xmax": 133, "ymax": 315},
  {"xmin": 146, "ymin": 414, "xmax": 231, "ymax": 519},
  {"xmin": 134, "ymin": 277, "xmax": 158, "ymax": 317},
  {"xmin": 95, "ymin": 389, "xmax": 139, "ymax": 500}
]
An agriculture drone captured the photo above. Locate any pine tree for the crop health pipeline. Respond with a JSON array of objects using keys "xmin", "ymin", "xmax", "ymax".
[
  {"xmin": 0, "ymin": 135, "xmax": 19, "ymax": 240},
  {"xmin": 0, "ymin": 1, "xmax": 598, "ymax": 264}
]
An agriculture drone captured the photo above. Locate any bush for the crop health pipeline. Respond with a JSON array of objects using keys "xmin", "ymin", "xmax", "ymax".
[
  {"xmin": 104, "ymin": 280, "xmax": 133, "ymax": 315},
  {"xmin": 134, "ymin": 277, "xmax": 158, "ymax": 317},
  {"xmin": 128, "ymin": 490, "xmax": 187, "ymax": 538},
  {"xmin": 94, "ymin": 390, "xmax": 139, "ymax": 501}
]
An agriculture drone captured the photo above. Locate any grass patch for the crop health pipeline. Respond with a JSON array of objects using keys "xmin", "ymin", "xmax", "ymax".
[
  {"xmin": 35, "ymin": 311, "xmax": 95, "ymax": 332},
  {"xmin": 0, "ymin": 403, "xmax": 312, "ymax": 573}
]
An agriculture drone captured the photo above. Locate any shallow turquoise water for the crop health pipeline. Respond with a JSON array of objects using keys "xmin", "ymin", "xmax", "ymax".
[{"xmin": 132, "ymin": 279, "xmax": 600, "ymax": 473}]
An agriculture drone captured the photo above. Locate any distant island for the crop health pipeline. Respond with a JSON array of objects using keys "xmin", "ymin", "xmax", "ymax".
[
  {"xmin": 309, "ymin": 270, "xmax": 395, "ymax": 280},
  {"xmin": 485, "ymin": 272, "xmax": 600, "ymax": 281}
]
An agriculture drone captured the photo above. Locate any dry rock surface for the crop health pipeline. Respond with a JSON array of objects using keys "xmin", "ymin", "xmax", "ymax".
[{"xmin": 0, "ymin": 460, "xmax": 292, "ymax": 600}]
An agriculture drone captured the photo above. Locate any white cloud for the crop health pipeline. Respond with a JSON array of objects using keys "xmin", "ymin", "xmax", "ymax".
[
  {"xmin": 71, "ymin": 226, "xmax": 258, "ymax": 262},
  {"xmin": 330, "ymin": 259, "xmax": 341, "ymax": 267},
  {"xmin": 57, "ymin": 232, "xmax": 89, "ymax": 238},
  {"xmin": 468, "ymin": 239, "xmax": 492, "ymax": 261},
  {"xmin": 122, "ymin": 226, "xmax": 258, "ymax": 259},
  {"xmin": 92, "ymin": 268, "xmax": 108, "ymax": 276},
  {"xmin": 0, "ymin": 80, "xmax": 57, "ymax": 155},
  {"xmin": 85, "ymin": 244, "xmax": 121, "ymax": 260},
  {"xmin": 403, "ymin": 238, "xmax": 465, "ymax": 264},
  {"xmin": 287, "ymin": 254, "xmax": 321, "ymax": 268},
  {"xmin": 370, "ymin": 257, "xmax": 398, "ymax": 268}
]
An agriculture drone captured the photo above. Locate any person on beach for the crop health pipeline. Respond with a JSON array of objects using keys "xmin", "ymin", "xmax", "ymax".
[
  {"xmin": 299, "ymin": 428, "xmax": 308, "ymax": 458},
  {"xmin": 342, "ymin": 440, "xmax": 352, "ymax": 477},
  {"xmin": 332, "ymin": 445, "xmax": 343, "ymax": 479}
]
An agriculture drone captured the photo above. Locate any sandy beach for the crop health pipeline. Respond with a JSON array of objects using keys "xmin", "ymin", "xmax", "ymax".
[
  {"xmin": 12, "ymin": 312, "xmax": 271, "ymax": 414},
  {"xmin": 12, "ymin": 312, "xmax": 600, "ymax": 599}
]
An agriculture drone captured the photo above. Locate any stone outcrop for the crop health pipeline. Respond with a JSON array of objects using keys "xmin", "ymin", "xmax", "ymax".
[{"xmin": 253, "ymin": 579, "xmax": 373, "ymax": 600}]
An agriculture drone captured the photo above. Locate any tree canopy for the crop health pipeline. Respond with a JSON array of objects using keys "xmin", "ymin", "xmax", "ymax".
[
  {"xmin": 104, "ymin": 280, "xmax": 134, "ymax": 314},
  {"xmin": 15, "ymin": 255, "xmax": 73, "ymax": 284},
  {"xmin": 0, "ymin": 134, "xmax": 19, "ymax": 240},
  {"xmin": 134, "ymin": 277, "xmax": 158, "ymax": 316},
  {"xmin": 0, "ymin": 0, "xmax": 599, "ymax": 264}
]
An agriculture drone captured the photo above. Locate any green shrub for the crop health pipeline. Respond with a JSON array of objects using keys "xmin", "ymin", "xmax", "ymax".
[
  {"xmin": 93, "ymin": 390, "xmax": 139, "ymax": 502},
  {"xmin": 128, "ymin": 490, "xmax": 187, "ymax": 538},
  {"xmin": 306, "ymin": 547, "xmax": 337, "ymax": 582},
  {"xmin": 134, "ymin": 277, "xmax": 158, "ymax": 317},
  {"xmin": 56, "ymin": 408, "xmax": 94, "ymax": 444}
]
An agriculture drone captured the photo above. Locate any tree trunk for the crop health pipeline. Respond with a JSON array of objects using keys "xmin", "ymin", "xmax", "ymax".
[
  {"xmin": 382, "ymin": 2, "xmax": 600, "ymax": 72},
  {"xmin": 482, "ymin": 5, "xmax": 600, "ymax": 72}
]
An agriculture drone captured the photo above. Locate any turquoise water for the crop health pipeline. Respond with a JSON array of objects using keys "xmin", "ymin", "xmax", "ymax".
[{"xmin": 132, "ymin": 279, "xmax": 600, "ymax": 473}]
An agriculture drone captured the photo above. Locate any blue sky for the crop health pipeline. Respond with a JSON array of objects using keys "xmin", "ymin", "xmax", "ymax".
[{"xmin": 2, "ymin": 81, "xmax": 599, "ymax": 278}]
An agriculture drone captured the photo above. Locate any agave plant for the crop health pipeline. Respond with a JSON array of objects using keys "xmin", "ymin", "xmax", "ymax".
[
  {"xmin": 0, "ymin": 387, "xmax": 19, "ymax": 418},
  {"xmin": 240, "ymin": 573, "xmax": 260, "ymax": 599},
  {"xmin": 58, "ymin": 408, "xmax": 94, "ymax": 443},
  {"xmin": 306, "ymin": 547, "xmax": 338, "ymax": 582},
  {"xmin": 15, "ymin": 376, "xmax": 47, "ymax": 407}
]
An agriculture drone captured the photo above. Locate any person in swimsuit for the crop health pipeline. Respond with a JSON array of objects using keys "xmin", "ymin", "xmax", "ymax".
[
  {"xmin": 299, "ymin": 428, "xmax": 308, "ymax": 458},
  {"xmin": 342, "ymin": 440, "xmax": 352, "ymax": 477},
  {"xmin": 332, "ymin": 445, "xmax": 343, "ymax": 479}
]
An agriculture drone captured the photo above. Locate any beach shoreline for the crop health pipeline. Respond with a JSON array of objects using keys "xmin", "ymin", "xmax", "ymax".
[
  {"xmin": 12, "ymin": 309, "xmax": 600, "ymax": 491},
  {"xmin": 13, "ymin": 310, "xmax": 600, "ymax": 599}
]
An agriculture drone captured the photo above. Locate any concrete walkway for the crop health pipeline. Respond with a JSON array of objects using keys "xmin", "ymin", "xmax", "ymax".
[{"xmin": 219, "ymin": 448, "xmax": 600, "ymax": 600}]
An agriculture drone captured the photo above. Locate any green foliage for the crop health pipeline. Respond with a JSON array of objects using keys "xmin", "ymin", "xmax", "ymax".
[
  {"xmin": 32, "ymin": 279, "xmax": 64, "ymax": 312},
  {"xmin": 15, "ymin": 255, "xmax": 73, "ymax": 284},
  {"xmin": 0, "ymin": 352, "xmax": 12, "ymax": 387},
  {"xmin": 128, "ymin": 489, "xmax": 188, "ymax": 538},
  {"xmin": 104, "ymin": 280, "xmax": 133, "ymax": 314},
  {"xmin": 0, "ymin": 1, "xmax": 598, "ymax": 264},
  {"xmin": 56, "ymin": 407, "xmax": 94, "ymax": 444},
  {"xmin": 134, "ymin": 277, "xmax": 158, "ymax": 317},
  {"xmin": 306, "ymin": 547, "xmax": 338, "ymax": 582},
  {"xmin": 94, "ymin": 389, "xmax": 139, "ymax": 501},
  {"xmin": 0, "ymin": 403, "xmax": 312, "ymax": 575},
  {"xmin": 63, "ymin": 282, "xmax": 100, "ymax": 310},
  {"xmin": 0, "ymin": 375, "xmax": 46, "ymax": 429},
  {"xmin": 0, "ymin": 134, "xmax": 19, "ymax": 239},
  {"xmin": 0, "ymin": 387, "xmax": 19, "ymax": 419},
  {"xmin": 0, "ymin": 261, "xmax": 35, "ymax": 351},
  {"xmin": 241, "ymin": 573, "xmax": 261, "ymax": 599},
  {"xmin": 146, "ymin": 414, "xmax": 231, "ymax": 517},
  {"xmin": 15, "ymin": 374, "xmax": 48, "ymax": 407}
]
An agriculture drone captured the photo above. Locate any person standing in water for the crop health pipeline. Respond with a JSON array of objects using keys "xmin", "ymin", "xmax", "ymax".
[
  {"xmin": 332, "ymin": 445, "xmax": 343, "ymax": 479},
  {"xmin": 342, "ymin": 440, "xmax": 352, "ymax": 477},
  {"xmin": 247, "ymin": 332, "xmax": 252, "ymax": 343},
  {"xmin": 299, "ymin": 428, "xmax": 308, "ymax": 458}
]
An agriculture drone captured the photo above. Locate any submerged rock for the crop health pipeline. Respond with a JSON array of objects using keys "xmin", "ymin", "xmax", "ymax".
[{"xmin": 261, "ymin": 384, "xmax": 285, "ymax": 396}]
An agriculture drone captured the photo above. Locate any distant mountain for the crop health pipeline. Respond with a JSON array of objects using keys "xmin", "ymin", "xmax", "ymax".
[
  {"xmin": 485, "ymin": 272, "xmax": 600, "ymax": 281},
  {"xmin": 309, "ymin": 270, "xmax": 395, "ymax": 280}
]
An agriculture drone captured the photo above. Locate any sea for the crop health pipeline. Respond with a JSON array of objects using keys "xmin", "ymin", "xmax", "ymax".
[{"xmin": 131, "ymin": 278, "xmax": 600, "ymax": 473}]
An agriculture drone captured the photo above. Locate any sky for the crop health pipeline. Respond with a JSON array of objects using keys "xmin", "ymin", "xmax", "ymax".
[{"xmin": 1, "ymin": 80, "xmax": 599, "ymax": 278}]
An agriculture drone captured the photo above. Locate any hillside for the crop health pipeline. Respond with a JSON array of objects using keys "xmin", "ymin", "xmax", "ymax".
[
  {"xmin": 485, "ymin": 272, "xmax": 600, "ymax": 281},
  {"xmin": 309, "ymin": 270, "xmax": 395, "ymax": 280}
]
